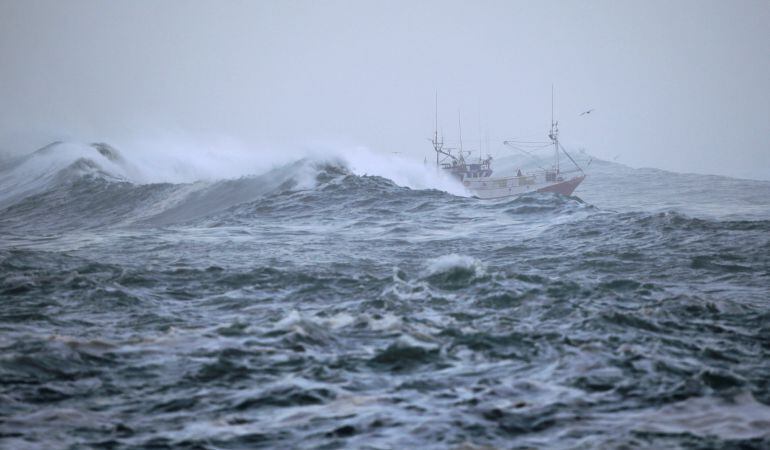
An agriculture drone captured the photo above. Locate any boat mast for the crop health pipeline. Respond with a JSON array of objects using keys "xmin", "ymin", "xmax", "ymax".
[
  {"xmin": 549, "ymin": 85, "xmax": 560, "ymax": 173},
  {"xmin": 478, "ymin": 114, "xmax": 481, "ymax": 162},
  {"xmin": 458, "ymin": 111, "xmax": 463, "ymax": 157},
  {"xmin": 433, "ymin": 92, "xmax": 443, "ymax": 168}
]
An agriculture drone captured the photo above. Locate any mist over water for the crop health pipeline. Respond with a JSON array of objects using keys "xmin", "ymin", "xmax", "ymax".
[{"xmin": 1, "ymin": 141, "xmax": 769, "ymax": 449}]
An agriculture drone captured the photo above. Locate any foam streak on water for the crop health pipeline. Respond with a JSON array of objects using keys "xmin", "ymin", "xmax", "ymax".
[{"xmin": 1, "ymin": 142, "xmax": 769, "ymax": 449}]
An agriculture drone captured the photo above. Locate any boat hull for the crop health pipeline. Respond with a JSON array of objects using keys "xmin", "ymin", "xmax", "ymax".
[
  {"xmin": 536, "ymin": 174, "xmax": 585, "ymax": 196},
  {"xmin": 463, "ymin": 174, "xmax": 585, "ymax": 199}
]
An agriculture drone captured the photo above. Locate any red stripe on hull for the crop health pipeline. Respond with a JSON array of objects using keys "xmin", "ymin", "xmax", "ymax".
[{"xmin": 537, "ymin": 175, "xmax": 585, "ymax": 196}]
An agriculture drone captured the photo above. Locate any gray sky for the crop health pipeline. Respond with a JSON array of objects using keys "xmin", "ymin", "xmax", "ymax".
[{"xmin": 1, "ymin": 0, "xmax": 768, "ymax": 179}]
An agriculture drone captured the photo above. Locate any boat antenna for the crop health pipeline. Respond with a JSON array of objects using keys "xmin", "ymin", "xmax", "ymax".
[
  {"xmin": 435, "ymin": 92, "xmax": 439, "ymax": 168},
  {"xmin": 432, "ymin": 92, "xmax": 444, "ymax": 168},
  {"xmin": 477, "ymin": 109, "xmax": 484, "ymax": 162},
  {"xmin": 435, "ymin": 92, "xmax": 439, "ymax": 145}
]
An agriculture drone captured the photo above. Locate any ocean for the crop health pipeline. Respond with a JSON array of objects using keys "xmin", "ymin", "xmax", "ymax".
[{"xmin": 1, "ymin": 142, "xmax": 769, "ymax": 449}]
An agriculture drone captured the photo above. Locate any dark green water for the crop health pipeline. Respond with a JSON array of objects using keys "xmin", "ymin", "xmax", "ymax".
[{"xmin": 1, "ymin": 144, "xmax": 769, "ymax": 449}]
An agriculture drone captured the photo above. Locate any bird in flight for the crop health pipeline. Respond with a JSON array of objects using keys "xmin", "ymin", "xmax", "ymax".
[{"xmin": 580, "ymin": 109, "xmax": 594, "ymax": 116}]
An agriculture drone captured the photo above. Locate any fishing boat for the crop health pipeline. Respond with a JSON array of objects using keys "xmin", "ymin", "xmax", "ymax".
[{"xmin": 431, "ymin": 95, "xmax": 585, "ymax": 199}]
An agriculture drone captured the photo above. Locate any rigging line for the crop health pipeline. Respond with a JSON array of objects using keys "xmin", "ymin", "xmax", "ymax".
[
  {"xmin": 507, "ymin": 143, "xmax": 552, "ymax": 148},
  {"xmin": 558, "ymin": 143, "xmax": 584, "ymax": 174},
  {"xmin": 504, "ymin": 142, "xmax": 543, "ymax": 155},
  {"xmin": 505, "ymin": 141, "xmax": 552, "ymax": 151},
  {"xmin": 503, "ymin": 143, "xmax": 548, "ymax": 171},
  {"xmin": 504, "ymin": 140, "xmax": 551, "ymax": 144},
  {"xmin": 504, "ymin": 135, "xmax": 546, "ymax": 142},
  {"xmin": 520, "ymin": 143, "xmax": 553, "ymax": 150}
]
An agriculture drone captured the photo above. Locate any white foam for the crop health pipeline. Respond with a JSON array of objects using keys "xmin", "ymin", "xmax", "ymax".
[
  {"xmin": 626, "ymin": 392, "xmax": 770, "ymax": 440},
  {"xmin": 422, "ymin": 254, "xmax": 486, "ymax": 278},
  {"xmin": 325, "ymin": 146, "xmax": 469, "ymax": 196}
]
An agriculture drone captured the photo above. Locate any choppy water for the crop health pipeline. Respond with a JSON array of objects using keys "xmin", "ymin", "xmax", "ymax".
[{"xmin": 1, "ymin": 143, "xmax": 769, "ymax": 449}]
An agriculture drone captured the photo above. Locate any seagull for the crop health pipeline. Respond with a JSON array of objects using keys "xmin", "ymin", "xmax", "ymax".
[{"xmin": 580, "ymin": 109, "xmax": 594, "ymax": 116}]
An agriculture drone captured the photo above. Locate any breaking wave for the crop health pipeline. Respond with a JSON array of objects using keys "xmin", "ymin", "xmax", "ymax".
[
  {"xmin": 0, "ymin": 140, "xmax": 467, "ymax": 206},
  {"xmin": 0, "ymin": 140, "xmax": 475, "ymax": 232}
]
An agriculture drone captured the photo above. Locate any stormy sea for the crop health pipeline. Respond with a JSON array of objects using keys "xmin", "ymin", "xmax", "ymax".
[{"xmin": 1, "ymin": 142, "xmax": 769, "ymax": 450}]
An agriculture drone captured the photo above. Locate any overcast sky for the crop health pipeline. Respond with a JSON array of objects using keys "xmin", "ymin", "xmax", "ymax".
[{"xmin": 1, "ymin": 0, "xmax": 768, "ymax": 179}]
